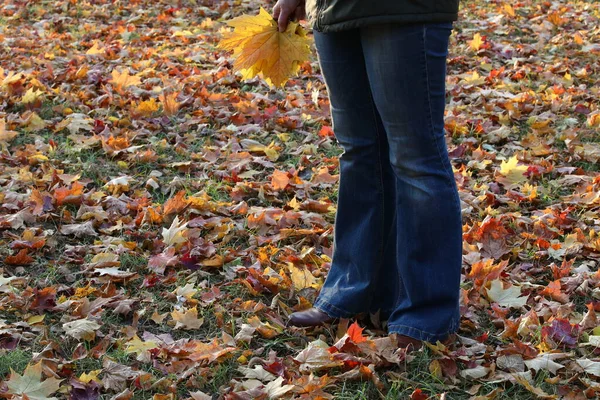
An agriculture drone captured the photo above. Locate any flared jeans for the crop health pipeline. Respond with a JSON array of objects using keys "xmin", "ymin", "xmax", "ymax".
[{"xmin": 312, "ymin": 22, "xmax": 463, "ymax": 343}]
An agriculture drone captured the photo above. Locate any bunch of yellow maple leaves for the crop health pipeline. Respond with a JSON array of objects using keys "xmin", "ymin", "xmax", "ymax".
[{"xmin": 218, "ymin": 7, "xmax": 311, "ymax": 88}]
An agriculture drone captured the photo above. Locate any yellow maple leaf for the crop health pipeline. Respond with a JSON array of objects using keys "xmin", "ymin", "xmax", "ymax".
[
  {"xmin": 503, "ymin": 4, "xmax": 515, "ymax": 17},
  {"xmin": 79, "ymin": 370, "xmax": 102, "ymax": 384},
  {"xmin": 469, "ymin": 33, "xmax": 483, "ymax": 51},
  {"xmin": 86, "ymin": 41, "xmax": 105, "ymax": 55},
  {"xmin": 287, "ymin": 262, "xmax": 321, "ymax": 291},
  {"xmin": 135, "ymin": 98, "xmax": 159, "ymax": 117},
  {"xmin": 109, "ymin": 68, "xmax": 142, "ymax": 91},
  {"xmin": 499, "ymin": 155, "xmax": 529, "ymax": 187},
  {"xmin": 21, "ymin": 87, "xmax": 44, "ymax": 104},
  {"xmin": 218, "ymin": 7, "xmax": 311, "ymax": 87},
  {"xmin": 125, "ymin": 334, "xmax": 159, "ymax": 360}
]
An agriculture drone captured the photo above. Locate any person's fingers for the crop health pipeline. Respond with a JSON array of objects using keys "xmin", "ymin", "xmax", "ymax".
[
  {"xmin": 293, "ymin": 7, "xmax": 306, "ymax": 22},
  {"xmin": 277, "ymin": 10, "xmax": 291, "ymax": 32},
  {"xmin": 273, "ymin": 3, "xmax": 280, "ymax": 20}
]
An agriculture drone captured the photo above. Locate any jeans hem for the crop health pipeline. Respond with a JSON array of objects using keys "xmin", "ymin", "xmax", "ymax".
[
  {"xmin": 313, "ymin": 296, "xmax": 360, "ymax": 319},
  {"xmin": 387, "ymin": 319, "xmax": 459, "ymax": 343}
]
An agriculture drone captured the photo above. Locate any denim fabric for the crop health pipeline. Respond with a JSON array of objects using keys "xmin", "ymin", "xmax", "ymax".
[{"xmin": 312, "ymin": 22, "xmax": 462, "ymax": 343}]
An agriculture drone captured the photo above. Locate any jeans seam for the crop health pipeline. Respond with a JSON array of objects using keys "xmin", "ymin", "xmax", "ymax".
[
  {"xmin": 368, "ymin": 95, "xmax": 386, "ymax": 301},
  {"xmin": 422, "ymin": 26, "xmax": 461, "ymax": 214}
]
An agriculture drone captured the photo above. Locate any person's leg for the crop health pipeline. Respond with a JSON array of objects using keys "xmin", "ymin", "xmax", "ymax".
[
  {"xmin": 360, "ymin": 22, "xmax": 463, "ymax": 342},
  {"xmin": 310, "ymin": 29, "xmax": 397, "ymax": 319}
]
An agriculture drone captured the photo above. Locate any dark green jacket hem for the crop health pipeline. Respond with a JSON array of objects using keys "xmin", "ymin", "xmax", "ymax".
[{"xmin": 313, "ymin": 12, "xmax": 458, "ymax": 33}]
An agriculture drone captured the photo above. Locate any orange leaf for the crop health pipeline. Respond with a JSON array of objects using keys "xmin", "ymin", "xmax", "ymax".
[
  {"xmin": 163, "ymin": 190, "xmax": 189, "ymax": 216},
  {"xmin": 271, "ymin": 169, "xmax": 289, "ymax": 190},
  {"xmin": 54, "ymin": 181, "xmax": 84, "ymax": 206},
  {"xmin": 540, "ymin": 280, "xmax": 569, "ymax": 303},
  {"xmin": 347, "ymin": 321, "xmax": 366, "ymax": 344},
  {"xmin": 159, "ymin": 92, "xmax": 180, "ymax": 116},
  {"xmin": 5, "ymin": 249, "xmax": 34, "ymax": 265}
]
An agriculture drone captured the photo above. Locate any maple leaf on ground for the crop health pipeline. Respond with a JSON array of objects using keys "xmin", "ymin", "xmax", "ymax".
[
  {"xmin": 497, "ymin": 155, "xmax": 529, "ymax": 188},
  {"xmin": 0, "ymin": 118, "xmax": 18, "ymax": 145},
  {"xmin": 162, "ymin": 215, "xmax": 188, "ymax": 246},
  {"xmin": 469, "ymin": 33, "xmax": 484, "ymax": 51},
  {"xmin": 5, "ymin": 248, "xmax": 34, "ymax": 265},
  {"xmin": 171, "ymin": 306, "xmax": 203, "ymax": 330},
  {"xmin": 63, "ymin": 318, "xmax": 102, "ymax": 341},
  {"xmin": 6, "ymin": 361, "xmax": 63, "ymax": 400},
  {"xmin": 576, "ymin": 359, "xmax": 600, "ymax": 377},
  {"xmin": 347, "ymin": 321, "xmax": 367, "ymax": 344},
  {"xmin": 523, "ymin": 352, "xmax": 568, "ymax": 375},
  {"xmin": 109, "ymin": 68, "xmax": 141, "ymax": 91},
  {"xmin": 124, "ymin": 335, "xmax": 159, "ymax": 362},
  {"xmin": 486, "ymin": 279, "xmax": 528, "ymax": 308},
  {"xmin": 541, "ymin": 319, "xmax": 580, "ymax": 349},
  {"xmin": 218, "ymin": 7, "xmax": 311, "ymax": 87}
]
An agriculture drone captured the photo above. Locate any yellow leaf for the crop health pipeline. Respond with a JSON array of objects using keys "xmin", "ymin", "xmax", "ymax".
[
  {"xmin": 218, "ymin": 7, "xmax": 311, "ymax": 87},
  {"xmin": 125, "ymin": 334, "xmax": 159, "ymax": 356},
  {"xmin": 469, "ymin": 33, "xmax": 483, "ymax": 51},
  {"xmin": 86, "ymin": 41, "xmax": 105, "ymax": 55},
  {"xmin": 135, "ymin": 98, "xmax": 159, "ymax": 117},
  {"xmin": 79, "ymin": 370, "xmax": 102, "ymax": 384},
  {"xmin": 503, "ymin": 4, "xmax": 515, "ymax": 17},
  {"xmin": 21, "ymin": 87, "xmax": 44, "ymax": 104},
  {"xmin": 27, "ymin": 314, "xmax": 45, "ymax": 325},
  {"xmin": 499, "ymin": 155, "xmax": 528, "ymax": 187},
  {"xmin": 109, "ymin": 68, "xmax": 142, "ymax": 91},
  {"xmin": 22, "ymin": 112, "xmax": 47, "ymax": 132},
  {"xmin": 287, "ymin": 262, "xmax": 320, "ymax": 290}
]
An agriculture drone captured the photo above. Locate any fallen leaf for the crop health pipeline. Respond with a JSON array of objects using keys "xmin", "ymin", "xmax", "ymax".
[{"xmin": 6, "ymin": 361, "xmax": 63, "ymax": 400}]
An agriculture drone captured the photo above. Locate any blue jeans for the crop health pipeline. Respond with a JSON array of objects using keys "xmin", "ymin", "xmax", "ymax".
[{"xmin": 312, "ymin": 22, "xmax": 462, "ymax": 343}]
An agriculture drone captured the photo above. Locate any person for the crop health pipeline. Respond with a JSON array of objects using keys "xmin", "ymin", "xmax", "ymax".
[{"xmin": 274, "ymin": 0, "xmax": 462, "ymax": 348}]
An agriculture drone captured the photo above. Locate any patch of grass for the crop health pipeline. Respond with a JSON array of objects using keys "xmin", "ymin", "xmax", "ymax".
[
  {"xmin": 73, "ymin": 355, "xmax": 103, "ymax": 374},
  {"xmin": 334, "ymin": 379, "xmax": 383, "ymax": 399},
  {"xmin": 203, "ymin": 178, "xmax": 232, "ymax": 202},
  {"xmin": 573, "ymin": 160, "xmax": 600, "ymax": 172},
  {"xmin": 105, "ymin": 348, "xmax": 131, "ymax": 365},
  {"xmin": 120, "ymin": 253, "xmax": 147, "ymax": 271},
  {"xmin": 0, "ymin": 348, "xmax": 33, "ymax": 378},
  {"xmin": 199, "ymin": 357, "xmax": 239, "ymax": 395}
]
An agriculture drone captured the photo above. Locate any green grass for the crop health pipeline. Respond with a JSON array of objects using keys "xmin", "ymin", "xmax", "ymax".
[{"xmin": 0, "ymin": 348, "xmax": 33, "ymax": 378}]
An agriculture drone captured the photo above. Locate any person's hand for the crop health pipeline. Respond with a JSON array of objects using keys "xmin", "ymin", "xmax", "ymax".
[{"xmin": 273, "ymin": 0, "xmax": 306, "ymax": 33}]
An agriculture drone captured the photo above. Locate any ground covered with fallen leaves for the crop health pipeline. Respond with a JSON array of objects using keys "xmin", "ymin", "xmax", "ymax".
[{"xmin": 1, "ymin": 0, "xmax": 600, "ymax": 399}]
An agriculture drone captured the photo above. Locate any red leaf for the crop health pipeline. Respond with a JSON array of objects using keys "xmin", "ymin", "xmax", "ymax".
[
  {"xmin": 541, "ymin": 319, "xmax": 580, "ymax": 349},
  {"xmin": 347, "ymin": 321, "xmax": 366, "ymax": 344},
  {"xmin": 410, "ymin": 388, "xmax": 429, "ymax": 400}
]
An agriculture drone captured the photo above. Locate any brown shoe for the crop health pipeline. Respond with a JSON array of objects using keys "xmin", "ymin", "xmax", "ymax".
[{"xmin": 288, "ymin": 308, "xmax": 336, "ymax": 327}]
